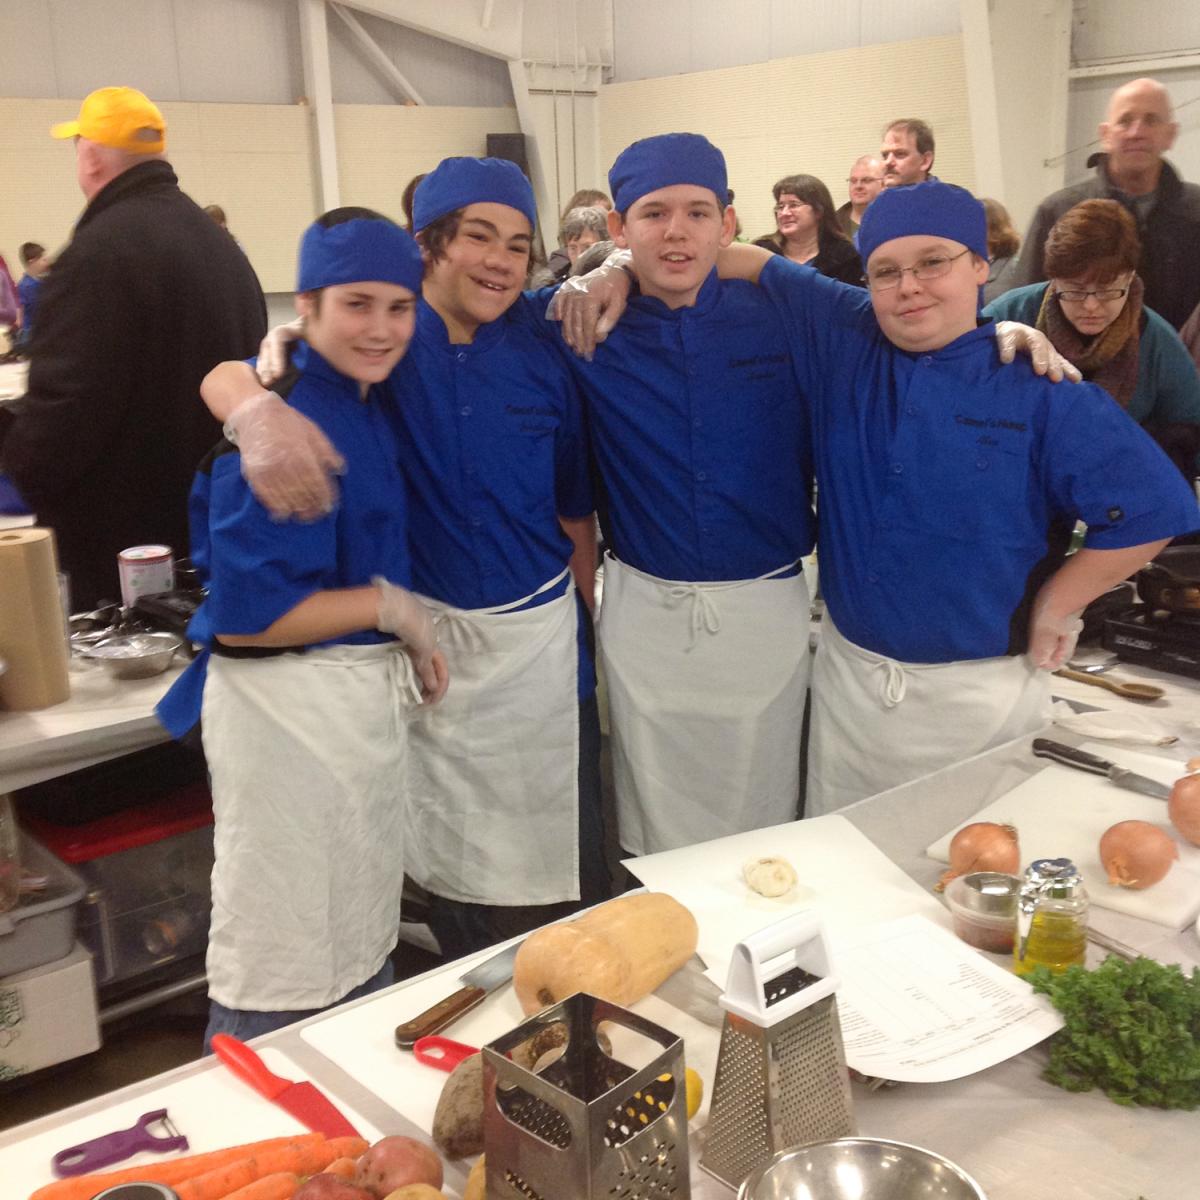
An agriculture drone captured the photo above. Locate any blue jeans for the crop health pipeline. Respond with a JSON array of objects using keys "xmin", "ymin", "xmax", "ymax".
[{"xmin": 204, "ymin": 957, "xmax": 395, "ymax": 1052}]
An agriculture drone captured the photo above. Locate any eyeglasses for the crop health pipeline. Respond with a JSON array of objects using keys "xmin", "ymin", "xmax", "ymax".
[
  {"xmin": 1052, "ymin": 285, "xmax": 1130, "ymax": 303},
  {"xmin": 847, "ymin": 176, "xmax": 882, "ymax": 186},
  {"xmin": 774, "ymin": 201, "xmax": 810, "ymax": 214},
  {"xmin": 866, "ymin": 248, "xmax": 971, "ymax": 291}
]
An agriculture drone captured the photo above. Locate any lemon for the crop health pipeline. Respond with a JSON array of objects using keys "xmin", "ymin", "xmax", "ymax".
[{"xmin": 685, "ymin": 1068, "xmax": 703, "ymax": 1119}]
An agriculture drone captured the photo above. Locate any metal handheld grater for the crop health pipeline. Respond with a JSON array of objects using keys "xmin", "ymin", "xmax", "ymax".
[
  {"xmin": 482, "ymin": 992, "xmax": 690, "ymax": 1200},
  {"xmin": 699, "ymin": 912, "xmax": 855, "ymax": 1190}
]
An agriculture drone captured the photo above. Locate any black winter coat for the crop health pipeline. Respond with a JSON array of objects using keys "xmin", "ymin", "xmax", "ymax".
[
  {"xmin": 0, "ymin": 161, "xmax": 266, "ymax": 609},
  {"xmin": 1011, "ymin": 154, "xmax": 1200, "ymax": 331}
]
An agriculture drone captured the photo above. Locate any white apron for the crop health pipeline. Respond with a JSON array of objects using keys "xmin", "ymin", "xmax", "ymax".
[
  {"xmin": 405, "ymin": 569, "xmax": 580, "ymax": 906},
  {"xmin": 807, "ymin": 617, "xmax": 1052, "ymax": 817},
  {"xmin": 599, "ymin": 553, "xmax": 811, "ymax": 856},
  {"xmin": 201, "ymin": 642, "xmax": 418, "ymax": 1011}
]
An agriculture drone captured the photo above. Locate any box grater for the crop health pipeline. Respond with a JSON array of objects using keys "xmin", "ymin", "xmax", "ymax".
[
  {"xmin": 699, "ymin": 912, "xmax": 855, "ymax": 1190},
  {"xmin": 481, "ymin": 992, "xmax": 690, "ymax": 1200}
]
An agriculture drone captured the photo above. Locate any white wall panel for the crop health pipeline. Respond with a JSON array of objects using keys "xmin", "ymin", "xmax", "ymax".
[
  {"xmin": 1073, "ymin": 0, "xmax": 1200, "ymax": 63},
  {"xmin": 172, "ymin": 0, "xmax": 302, "ymax": 104},
  {"xmin": 334, "ymin": 104, "xmax": 521, "ymax": 221},
  {"xmin": 611, "ymin": 0, "xmax": 960, "ymax": 81},
  {"xmin": 45, "ymin": 0, "xmax": 182, "ymax": 101},
  {"xmin": 600, "ymin": 35, "xmax": 974, "ymax": 242},
  {"xmin": 329, "ymin": 10, "xmax": 513, "ymax": 106},
  {"xmin": 0, "ymin": 0, "xmax": 58, "ymax": 98}
]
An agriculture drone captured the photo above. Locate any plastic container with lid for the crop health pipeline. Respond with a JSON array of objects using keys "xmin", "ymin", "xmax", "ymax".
[
  {"xmin": 0, "ymin": 831, "xmax": 87, "ymax": 976},
  {"xmin": 943, "ymin": 871, "xmax": 1020, "ymax": 954}
]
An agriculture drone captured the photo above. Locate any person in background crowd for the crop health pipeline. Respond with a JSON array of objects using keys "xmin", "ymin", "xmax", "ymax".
[
  {"xmin": 200, "ymin": 157, "xmax": 609, "ymax": 959},
  {"xmin": 160, "ymin": 209, "xmax": 444, "ymax": 1048},
  {"xmin": 0, "ymin": 86, "xmax": 266, "ymax": 610},
  {"xmin": 545, "ymin": 187, "xmax": 613, "ymax": 278},
  {"xmin": 980, "ymin": 198, "xmax": 1022, "ymax": 305},
  {"xmin": 532, "ymin": 206, "xmax": 609, "ymax": 286},
  {"xmin": 713, "ymin": 180, "xmax": 1199, "ymax": 814},
  {"xmin": 15, "ymin": 243, "xmax": 50, "ymax": 341},
  {"xmin": 0, "ymin": 253, "xmax": 17, "ymax": 337},
  {"xmin": 754, "ymin": 174, "xmax": 862, "ymax": 285},
  {"xmin": 985, "ymin": 199, "xmax": 1200, "ymax": 479},
  {"xmin": 880, "ymin": 118, "xmax": 935, "ymax": 187},
  {"xmin": 1012, "ymin": 78, "xmax": 1200, "ymax": 331},
  {"xmin": 204, "ymin": 204, "xmax": 245, "ymax": 253},
  {"xmin": 836, "ymin": 155, "xmax": 884, "ymax": 239},
  {"xmin": 1181, "ymin": 300, "xmax": 1200, "ymax": 374},
  {"xmin": 401, "ymin": 172, "xmax": 427, "ymax": 232}
]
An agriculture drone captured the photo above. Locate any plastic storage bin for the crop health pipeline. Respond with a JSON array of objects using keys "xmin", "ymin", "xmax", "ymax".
[
  {"xmin": 23, "ymin": 783, "xmax": 214, "ymax": 987},
  {"xmin": 0, "ymin": 833, "xmax": 87, "ymax": 977}
]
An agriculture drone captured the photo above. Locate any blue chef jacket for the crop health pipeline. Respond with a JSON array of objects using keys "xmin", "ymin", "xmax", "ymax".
[
  {"xmin": 157, "ymin": 344, "xmax": 412, "ymax": 737},
  {"xmin": 758, "ymin": 256, "xmax": 1200, "ymax": 663},
  {"xmin": 388, "ymin": 299, "xmax": 596, "ymax": 696},
  {"xmin": 525, "ymin": 270, "xmax": 815, "ymax": 581}
]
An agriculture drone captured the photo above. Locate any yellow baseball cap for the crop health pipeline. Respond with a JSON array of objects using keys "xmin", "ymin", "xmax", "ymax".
[{"xmin": 50, "ymin": 87, "xmax": 166, "ymax": 154}]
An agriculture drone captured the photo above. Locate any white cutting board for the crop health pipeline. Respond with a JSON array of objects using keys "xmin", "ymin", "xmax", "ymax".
[
  {"xmin": 2, "ymin": 1047, "xmax": 380, "ymax": 1200},
  {"xmin": 301, "ymin": 956, "xmax": 723, "ymax": 1140},
  {"xmin": 927, "ymin": 742, "xmax": 1200, "ymax": 928}
]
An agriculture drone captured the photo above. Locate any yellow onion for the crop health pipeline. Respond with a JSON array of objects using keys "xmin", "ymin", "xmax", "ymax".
[
  {"xmin": 1169, "ymin": 772, "xmax": 1200, "ymax": 846},
  {"xmin": 937, "ymin": 822, "xmax": 1020, "ymax": 891},
  {"xmin": 1099, "ymin": 820, "xmax": 1178, "ymax": 889}
]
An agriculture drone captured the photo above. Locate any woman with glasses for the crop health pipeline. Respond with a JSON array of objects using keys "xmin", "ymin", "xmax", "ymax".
[
  {"xmin": 984, "ymin": 199, "xmax": 1200, "ymax": 477},
  {"xmin": 753, "ymin": 174, "xmax": 863, "ymax": 285}
]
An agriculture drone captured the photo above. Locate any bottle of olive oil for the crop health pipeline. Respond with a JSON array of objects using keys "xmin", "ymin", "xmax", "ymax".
[{"xmin": 1014, "ymin": 858, "xmax": 1088, "ymax": 976}]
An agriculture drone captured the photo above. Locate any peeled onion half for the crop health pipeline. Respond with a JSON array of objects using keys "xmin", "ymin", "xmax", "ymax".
[{"xmin": 1099, "ymin": 820, "xmax": 1178, "ymax": 889}]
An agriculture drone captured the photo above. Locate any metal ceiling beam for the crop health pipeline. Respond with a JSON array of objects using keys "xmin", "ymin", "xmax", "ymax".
[
  {"xmin": 330, "ymin": 3, "xmax": 426, "ymax": 104},
  {"xmin": 334, "ymin": 0, "xmax": 522, "ymax": 60},
  {"xmin": 298, "ymin": 0, "xmax": 340, "ymax": 212}
]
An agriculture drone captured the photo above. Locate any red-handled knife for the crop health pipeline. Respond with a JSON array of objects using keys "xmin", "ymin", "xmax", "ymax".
[{"xmin": 210, "ymin": 1033, "xmax": 360, "ymax": 1138}]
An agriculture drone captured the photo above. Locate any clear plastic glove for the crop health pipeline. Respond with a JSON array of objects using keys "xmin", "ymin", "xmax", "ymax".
[
  {"xmin": 374, "ymin": 578, "xmax": 447, "ymax": 704},
  {"xmin": 1027, "ymin": 597, "xmax": 1084, "ymax": 671},
  {"xmin": 256, "ymin": 318, "xmax": 305, "ymax": 386},
  {"xmin": 545, "ymin": 250, "xmax": 634, "ymax": 361},
  {"xmin": 225, "ymin": 390, "xmax": 344, "ymax": 521},
  {"xmin": 995, "ymin": 321, "xmax": 1083, "ymax": 383}
]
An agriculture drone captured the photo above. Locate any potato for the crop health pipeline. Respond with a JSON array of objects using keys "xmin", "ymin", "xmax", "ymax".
[
  {"xmin": 463, "ymin": 1156, "xmax": 486, "ymax": 1200},
  {"xmin": 295, "ymin": 1176, "xmax": 374, "ymax": 1200},
  {"xmin": 355, "ymin": 1135, "xmax": 444, "ymax": 1198},
  {"xmin": 382, "ymin": 1187, "xmax": 447, "ymax": 1200},
  {"xmin": 432, "ymin": 1052, "xmax": 485, "ymax": 1159}
]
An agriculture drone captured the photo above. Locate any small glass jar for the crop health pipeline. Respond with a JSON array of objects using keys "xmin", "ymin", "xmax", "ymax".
[{"xmin": 1014, "ymin": 858, "xmax": 1089, "ymax": 976}]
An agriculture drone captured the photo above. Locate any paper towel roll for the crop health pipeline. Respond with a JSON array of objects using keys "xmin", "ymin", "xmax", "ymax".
[{"xmin": 0, "ymin": 527, "xmax": 70, "ymax": 710}]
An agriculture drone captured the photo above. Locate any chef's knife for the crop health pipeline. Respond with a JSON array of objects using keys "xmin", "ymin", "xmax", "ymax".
[
  {"xmin": 394, "ymin": 940, "xmax": 520, "ymax": 1049},
  {"xmin": 210, "ymin": 1033, "xmax": 360, "ymax": 1138},
  {"xmin": 1031, "ymin": 737, "xmax": 1171, "ymax": 799}
]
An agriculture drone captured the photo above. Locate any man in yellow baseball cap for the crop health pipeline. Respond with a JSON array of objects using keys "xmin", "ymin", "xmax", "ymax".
[
  {"xmin": 0, "ymin": 85, "xmax": 265, "ymax": 609},
  {"xmin": 50, "ymin": 86, "xmax": 166, "ymax": 154}
]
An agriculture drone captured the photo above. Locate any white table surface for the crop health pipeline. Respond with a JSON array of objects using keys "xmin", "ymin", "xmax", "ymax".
[
  {"xmin": 3, "ymin": 717, "xmax": 1198, "ymax": 1200},
  {"xmin": 0, "ymin": 658, "xmax": 180, "ymax": 793}
]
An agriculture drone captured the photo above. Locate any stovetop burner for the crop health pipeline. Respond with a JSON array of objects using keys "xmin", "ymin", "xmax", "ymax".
[{"xmin": 1104, "ymin": 605, "xmax": 1200, "ymax": 680}]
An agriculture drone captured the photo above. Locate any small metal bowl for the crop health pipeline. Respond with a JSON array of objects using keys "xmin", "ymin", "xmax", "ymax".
[
  {"xmin": 738, "ymin": 1137, "xmax": 988, "ymax": 1200},
  {"xmin": 78, "ymin": 631, "xmax": 182, "ymax": 679},
  {"xmin": 956, "ymin": 871, "xmax": 1021, "ymax": 917}
]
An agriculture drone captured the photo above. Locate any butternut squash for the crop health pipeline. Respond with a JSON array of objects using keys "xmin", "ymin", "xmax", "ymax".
[{"xmin": 512, "ymin": 893, "xmax": 699, "ymax": 1015}]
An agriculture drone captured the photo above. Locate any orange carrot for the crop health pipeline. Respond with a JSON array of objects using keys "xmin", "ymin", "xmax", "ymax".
[
  {"xmin": 175, "ymin": 1137, "xmax": 368, "ymax": 1200},
  {"xmin": 220, "ymin": 1172, "xmax": 300, "ymax": 1200},
  {"xmin": 28, "ymin": 1136, "xmax": 325, "ymax": 1200},
  {"xmin": 323, "ymin": 1157, "xmax": 359, "ymax": 1180}
]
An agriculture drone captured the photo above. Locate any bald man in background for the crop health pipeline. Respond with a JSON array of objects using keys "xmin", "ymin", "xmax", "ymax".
[
  {"xmin": 836, "ymin": 154, "xmax": 884, "ymax": 239},
  {"xmin": 1013, "ymin": 77, "xmax": 1200, "ymax": 330}
]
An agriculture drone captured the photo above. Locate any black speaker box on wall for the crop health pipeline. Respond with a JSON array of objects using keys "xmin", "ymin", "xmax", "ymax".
[{"xmin": 486, "ymin": 133, "xmax": 530, "ymax": 176}]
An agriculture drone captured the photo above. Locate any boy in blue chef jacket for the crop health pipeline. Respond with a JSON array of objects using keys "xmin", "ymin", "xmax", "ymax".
[
  {"xmin": 715, "ymin": 181, "xmax": 1200, "ymax": 814},
  {"xmin": 159, "ymin": 209, "xmax": 446, "ymax": 1047}
]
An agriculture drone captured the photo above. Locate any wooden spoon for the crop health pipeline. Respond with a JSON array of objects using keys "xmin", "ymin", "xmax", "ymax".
[{"xmin": 1053, "ymin": 667, "xmax": 1165, "ymax": 702}]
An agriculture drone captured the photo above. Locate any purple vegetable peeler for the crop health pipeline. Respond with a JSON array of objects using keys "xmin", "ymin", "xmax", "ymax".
[{"xmin": 52, "ymin": 1108, "xmax": 189, "ymax": 1177}]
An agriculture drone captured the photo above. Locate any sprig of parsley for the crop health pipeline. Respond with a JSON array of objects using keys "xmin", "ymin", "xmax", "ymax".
[{"xmin": 1027, "ymin": 955, "xmax": 1200, "ymax": 1109}]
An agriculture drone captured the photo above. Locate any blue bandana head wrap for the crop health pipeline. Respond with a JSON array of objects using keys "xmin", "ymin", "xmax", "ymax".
[
  {"xmin": 411, "ymin": 156, "xmax": 537, "ymax": 233},
  {"xmin": 857, "ymin": 179, "xmax": 988, "ymax": 265},
  {"xmin": 608, "ymin": 133, "xmax": 728, "ymax": 213},
  {"xmin": 297, "ymin": 217, "xmax": 424, "ymax": 293}
]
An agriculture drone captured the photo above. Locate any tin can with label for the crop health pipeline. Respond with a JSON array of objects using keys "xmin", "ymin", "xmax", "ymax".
[{"xmin": 118, "ymin": 545, "xmax": 174, "ymax": 608}]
